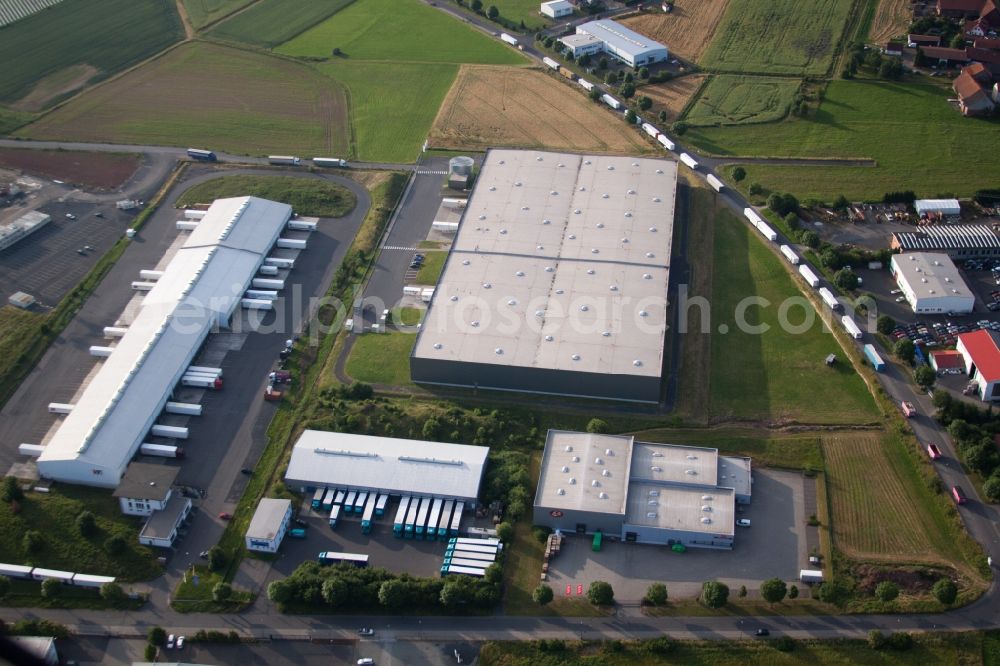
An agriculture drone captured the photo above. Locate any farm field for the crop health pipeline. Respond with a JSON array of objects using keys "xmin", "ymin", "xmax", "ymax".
[
  {"xmin": 0, "ymin": 149, "xmax": 139, "ymax": 190},
  {"xmin": 699, "ymin": 0, "xmax": 853, "ymax": 75},
  {"xmin": 684, "ymin": 75, "xmax": 799, "ymax": 126},
  {"xmin": 181, "ymin": 0, "xmax": 254, "ymax": 29},
  {"xmin": 176, "ymin": 176, "xmax": 356, "ymax": 217},
  {"xmin": 317, "ymin": 61, "xmax": 457, "ymax": 163},
  {"xmin": 640, "ymin": 75, "xmax": 706, "ymax": 124},
  {"xmin": 429, "ymin": 65, "xmax": 654, "ymax": 154},
  {"xmin": 277, "ymin": 0, "xmax": 524, "ymax": 65},
  {"xmin": 18, "ymin": 43, "xmax": 350, "ymax": 158},
  {"xmin": 681, "ymin": 188, "xmax": 878, "ymax": 424},
  {"xmin": 620, "ymin": 0, "xmax": 731, "ymax": 63},
  {"xmin": 685, "ymin": 79, "xmax": 1000, "ymax": 200},
  {"xmin": 869, "ymin": 0, "xmax": 911, "ymax": 42},
  {"xmin": 208, "ymin": 0, "xmax": 354, "ymax": 48},
  {"xmin": 0, "ymin": 0, "xmax": 183, "ymax": 108}
]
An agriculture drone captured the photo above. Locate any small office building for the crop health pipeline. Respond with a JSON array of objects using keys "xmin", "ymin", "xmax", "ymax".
[
  {"xmin": 541, "ymin": 0, "xmax": 573, "ymax": 18},
  {"xmin": 245, "ymin": 498, "xmax": 293, "ymax": 553},
  {"xmin": 889, "ymin": 252, "xmax": 975, "ymax": 314},
  {"xmin": 113, "ymin": 462, "xmax": 179, "ymax": 517},
  {"xmin": 138, "ymin": 493, "xmax": 192, "ymax": 549}
]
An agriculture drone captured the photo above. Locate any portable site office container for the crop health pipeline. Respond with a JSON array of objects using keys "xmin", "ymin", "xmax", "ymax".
[
  {"xmin": 0, "ymin": 564, "xmax": 33, "ymax": 579},
  {"xmin": 72, "ymin": 573, "xmax": 116, "ymax": 588},
  {"xmin": 450, "ymin": 501, "xmax": 464, "ymax": 536},
  {"xmin": 344, "ymin": 491, "xmax": 357, "ymax": 511},
  {"xmin": 798, "ymin": 264, "xmax": 820, "ymax": 288},
  {"xmin": 446, "ymin": 549, "xmax": 497, "ymax": 562},
  {"xmin": 361, "ymin": 493, "xmax": 377, "ymax": 534},
  {"xmin": 311, "ymin": 487, "xmax": 326, "ymax": 510},
  {"xmin": 415, "ymin": 498, "xmax": 430, "ymax": 539},
  {"xmin": 31, "ymin": 568, "xmax": 74, "ymax": 583},
  {"xmin": 657, "ymin": 134, "xmax": 675, "ymax": 151},
  {"xmin": 441, "ymin": 564, "xmax": 486, "ymax": 578},
  {"xmin": 328, "ymin": 504, "xmax": 341, "ymax": 528},
  {"xmin": 706, "ymin": 174, "xmax": 724, "ymax": 192},
  {"xmin": 780, "ymin": 245, "xmax": 800, "ymax": 265},
  {"xmin": 819, "ymin": 287, "xmax": 840, "ymax": 311},
  {"xmin": 446, "ymin": 543, "xmax": 499, "ymax": 555},
  {"xmin": 841, "ymin": 315, "xmax": 863, "ymax": 340},
  {"xmin": 756, "ymin": 221, "xmax": 778, "ymax": 242},
  {"xmin": 394, "ymin": 496, "xmax": 411, "ymax": 537},
  {"xmin": 438, "ymin": 499, "xmax": 454, "ymax": 538},
  {"xmin": 322, "ymin": 488, "xmax": 336, "ymax": 511},
  {"xmin": 679, "ymin": 153, "xmax": 699, "ymax": 170},
  {"xmin": 542, "ymin": 56, "xmax": 560, "ymax": 70},
  {"xmin": 404, "ymin": 498, "xmax": 420, "ymax": 538},
  {"xmin": 375, "ymin": 493, "xmax": 388, "ymax": 517},
  {"xmin": 450, "ymin": 536, "xmax": 501, "ymax": 547},
  {"xmin": 427, "ymin": 499, "xmax": 443, "ymax": 542},
  {"xmin": 334, "ymin": 490, "xmax": 346, "ymax": 506}
]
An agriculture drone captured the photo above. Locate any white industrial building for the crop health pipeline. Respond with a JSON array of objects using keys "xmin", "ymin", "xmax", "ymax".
[
  {"xmin": 35, "ymin": 196, "xmax": 294, "ymax": 487},
  {"xmin": 0, "ymin": 210, "xmax": 50, "ymax": 252},
  {"xmin": 914, "ymin": 198, "xmax": 961, "ymax": 218},
  {"xmin": 533, "ymin": 430, "xmax": 751, "ymax": 549},
  {"xmin": 410, "ymin": 149, "xmax": 677, "ymax": 403},
  {"xmin": 573, "ymin": 19, "xmax": 669, "ymax": 67},
  {"xmin": 560, "ymin": 33, "xmax": 605, "ymax": 59},
  {"xmin": 540, "ymin": 0, "xmax": 573, "ymax": 18},
  {"xmin": 889, "ymin": 252, "xmax": 975, "ymax": 314},
  {"xmin": 956, "ymin": 329, "xmax": 1000, "ymax": 401},
  {"xmin": 246, "ymin": 498, "xmax": 293, "ymax": 553},
  {"xmin": 138, "ymin": 494, "xmax": 192, "ymax": 548}
]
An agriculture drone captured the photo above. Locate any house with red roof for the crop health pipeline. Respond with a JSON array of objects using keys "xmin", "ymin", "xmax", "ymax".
[
  {"xmin": 954, "ymin": 68, "xmax": 997, "ymax": 114},
  {"xmin": 956, "ymin": 329, "xmax": 1000, "ymax": 400},
  {"xmin": 930, "ymin": 349, "xmax": 966, "ymax": 372}
]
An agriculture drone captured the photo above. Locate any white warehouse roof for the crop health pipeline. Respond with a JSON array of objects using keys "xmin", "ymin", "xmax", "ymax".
[
  {"xmin": 37, "ymin": 197, "xmax": 292, "ymax": 487},
  {"xmin": 285, "ymin": 430, "xmax": 489, "ymax": 501},
  {"xmin": 915, "ymin": 199, "xmax": 961, "ymax": 216},
  {"xmin": 576, "ymin": 19, "xmax": 668, "ymax": 63},
  {"xmin": 541, "ymin": 0, "xmax": 573, "ymax": 12},
  {"xmin": 890, "ymin": 252, "xmax": 975, "ymax": 312}
]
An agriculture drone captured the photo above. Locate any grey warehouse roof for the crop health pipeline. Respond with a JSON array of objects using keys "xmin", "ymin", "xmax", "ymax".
[
  {"xmin": 139, "ymin": 493, "xmax": 189, "ymax": 541},
  {"xmin": 893, "ymin": 225, "xmax": 1000, "ymax": 252},
  {"xmin": 413, "ymin": 149, "xmax": 676, "ymax": 378},
  {"xmin": 113, "ymin": 462, "xmax": 179, "ymax": 501},
  {"xmin": 246, "ymin": 498, "xmax": 292, "ymax": 541},
  {"xmin": 285, "ymin": 430, "xmax": 489, "ymax": 500},
  {"xmin": 535, "ymin": 431, "xmax": 634, "ymax": 516}
]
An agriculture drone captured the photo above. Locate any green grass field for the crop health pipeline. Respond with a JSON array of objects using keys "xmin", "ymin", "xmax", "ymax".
[
  {"xmin": 277, "ymin": 0, "xmax": 524, "ymax": 64},
  {"xmin": 181, "ymin": 0, "xmax": 255, "ymax": 29},
  {"xmin": 0, "ymin": 0, "xmax": 183, "ymax": 107},
  {"xmin": 316, "ymin": 61, "xmax": 458, "ymax": 162},
  {"xmin": 209, "ymin": 0, "xmax": 355, "ymax": 48},
  {"xmin": 704, "ymin": 205, "xmax": 878, "ymax": 423},
  {"xmin": 345, "ymin": 332, "xmax": 415, "ymax": 385},
  {"xmin": 684, "ymin": 76, "xmax": 800, "ymax": 126},
  {"xmin": 415, "ymin": 251, "xmax": 447, "ymax": 284},
  {"xmin": 700, "ymin": 0, "xmax": 853, "ymax": 76},
  {"xmin": 628, "ymin": 427, "xmax": 823, "ymax": 471},
  {"xmin": 176, "ymin": 176, "xmax": 356, "ymax": 217},
  {"xmin": 489, "ymin": 0, "xmax": 554, "ymax": 30},
  {"xmin": 687, "ymin": 79, "xmax": 1000, "ymax": 200}
]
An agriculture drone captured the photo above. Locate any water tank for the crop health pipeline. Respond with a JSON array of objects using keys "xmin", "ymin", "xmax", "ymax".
[{"xmin": 449, "ymin": 156, "xmax": 474, "ymax": 177}]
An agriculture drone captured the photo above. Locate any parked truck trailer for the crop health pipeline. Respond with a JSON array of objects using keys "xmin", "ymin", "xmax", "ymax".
[
  {"xmin": 140, "ymin": 443, "xmax": 184, "ymax": 458},
  {"xmin": 268, "ymin": 155, "xmax": 301, "ymax": 166}
]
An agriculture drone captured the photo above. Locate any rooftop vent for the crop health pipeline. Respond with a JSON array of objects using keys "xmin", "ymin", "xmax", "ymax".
[
  {"xmin": 536, "ymin": 156, "xmax": 543, "ymax": 161},
  {"xmin": 545, "ymin": 335, "xmax": 554, "ymax": 341},
  {"xmin": 651, "ymin": 466, "xmax": 662, "ymax": 472},
  {"xmin": 685, "ymin": 469, "xmax": 697, "ymax": 475},
  {"xmin": 602, "ymin": 331, "xmax": 611, "ymax": 337},
  {"xmin": 543, "ymin": 219, "xmax": 551, "ymax": 225},
  {"xmin": 607, "ymin": 165, "xmax": 615, "ymax": 171},
  {"xmin": 602, "ymin": 193, "xmax": 610, "ymax": 199},
  {"xmin": 702, "ymin": 495, "xmax": 713, "ymax": 501},
  {"xmin": 569, "ymin": 234, "xmax": 576, "ymax": 240},
  {"xmin": 633, "ymin": 360, "xmax": 643, "ymax": 367},
  {"xmin": 545, "ymin": 266, "xmax": 554, "ymax": 272},
  {"xmin": 572, "ymin": 456, "xmax": 580, "ymax": 462},
  {"xmin": 574, "ymin": 209, "xmax": 582, "ymax": 214},
  {"xmin": 494, "ymin": 347, "xmax": 503, "ymax": 355},
  {"xmin": 591, "ymin": 248, "xmax": 599, "ymax": 254},
  {"xmin": 648, "ymin": 499, "xmax": 658, "ymax": 506},
  {"xmin": 599, "ymin": 492, "xmax": 608, "ymax": 499},
  {"xmin": 482, "ymin": 282, "xmax": 492, "ymax": 289},
  {"xmin": 643, "ymin": 273, "xmax": 652, "ymax": 280},
  {"xmin": 639, "ymin": 310, "xmax": 649, "ymax": 317},
  {"xmin": 596, "ymin": 222, "xmax": 605, "ymax": 229},
  {"xmin": 471, "ymin": 320, "xmax": 480, "ymax": 327},
  {"xmin": 558, "ymin": 163, "xmax": 564, "ymax": 167},
  {"xmin": 515, "ymin": 181, "xmax": 522, "ymax": 187},
  {"xmin": 609, "ymin": 285, "xmax": 618, "ymax": 292},
  {"xmin": 521, "ymin": 206, "xmax": 529, "ymax": 211},
  {"xmin": 701, "ymin": 517, "xmax": 712, "ymax": 524},
  {"xmin": 579, "ymin": 186, "xmax": 586, "ymax": 192},
  {"xmin": 580, "ymin": 305, "xmax": 589, "ymax": 312},
  {"xmin": 478, "ymin": 214, "xmax": 486, "ymax": 220},
  {"xmin": 646, "ymin": 252, "xmax": 655, "ymax": 258},
  {"xmin": 585, "ymin": 160, "xmax": 591, "ymax": 165},
  {"xmin": 462, "ymin": 259, "xmax": 470, "ymax": 265},
  {"xmin": 595, "ymin": 457, "xmax": 603, "ymax": 464},
  {"xmin": 587, "ymin": 269, "xmax": 595, "ymax": 275},
  {"xmin": 450, "ymin": 295, "xmax": 458, "ymax": 301},
  {"xmin": 565, "ymin": 445, "xmax": 573, "ymax": 452},
  {"xmin": 561, "ymin": 465, "xmax": 570, "ymax": 472},
  {"xmin": 591, "ymin": 479, "xmax": 600, "ymax": 487},
  {"xmin": 488, "ymin": 186, "xmax": 496, "ymax": 192},
  {"xmin": 602, "ymin": 469, "xmax": 610, "ymax": 477},
  {"xmin": 652, "ymin": 452, "xmax": 663, "ymax": 457},
  {"xmin": 686, "ymin": 454, "xmax": 697, "ymax": 460},
  {"xmin": 507, "ymin": 298, "xmax": 517, "ymax": 306},
  {"xmin": 653, "ymin": 197, "xmax": 661, "ymax": 202},
  {"xmin": 571, "ymin": 354, "xmax": 581, "ymax": 361},
  {"xmin": 557, "ymin": 488, "xmax": 565, "ymax": 495},
  {"xmin": 649, "ymin": 490, "xmax": 660, "ymax": 497},
  {"xmin": 605, "ymin": 448, "xmax": 614, "ymax": 456},
  {"xmin": 515, "ymin": 270, "xmax": 524, "ymax": 277},
  {"xmin": 701, "ymin": 505, "xmax": 712, "ymax": 512},
  {"xmin": 555, "ymin": 289, "xmax": 564, "ymax": 294},
  {"xmin": 624, "ymin": 212, "xmax": 633, "ymax": 218},
  {"xmin": 569, "ymin": 477, "xmax": 576, "ymax": 485},
  {"xmin": 656, "ymin": 169, "xmax": 663, "ymax": 174},
  {"xmin": 535, "ymin": 310, "xmax": 545, "ymax": 318},
  {"xmin": 499, "ymin": 228, "xmax": 507, "ymax": 234}
]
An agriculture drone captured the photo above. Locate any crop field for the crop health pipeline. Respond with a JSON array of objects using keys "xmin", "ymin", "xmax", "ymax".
[
  {"xmin": 870, "ymin": 0, "xmax": 911, "ymax": 42},
  {"xmin": 699, "ymin": 0, "xmax": 854, "ymax": 75},
  {"xmin": 0, "ymin": 0, "xmax": 183, "ymax": 108},
  {"xmin": 684, "ymin": 75, "xmax": 799, "ymax": 126},
  {"xmin": 19, "ymin": 43, "xmax": 350, "ymax": 158},
  {"xmin": 639, "ymin": 75, "xmax": 705, "ymax": 124},
  {"xmin": 277, "ymin": 0, "xmax": 524, "ymax": 65},
  {"xmin": 686, "ymin": 79, "xmax": 1000, "ymax": 200},
  {"xmin": 181, "ymin": 0, "xmax": 254, "ymax": 29},
  {"xmin": 620, "ymin": 0, "xmax": 731, "ymax": 63},
  {"xmin": 318, "ymin": 61, "xmax": 457, "ymax": 163},
  {"xmin": 209, "ymin": 0, "xmax": 354, "ymax": 48},
  {"xmin": 429, "ymin": 66, "xmax": 654, "ymax": 154},
  {"xmin": 823, "ymin": 433, "xmax": 968, "ymax": 567},
  {"xmin": 0, "ymin": 149, "xmax": 139, "ymax": 190}
]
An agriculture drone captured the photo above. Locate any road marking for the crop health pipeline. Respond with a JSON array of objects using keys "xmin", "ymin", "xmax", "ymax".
[
  {"xmin": 381, "ymin": 245, "xmax": 418, "ymax": 252},
  {"xmin": 416, "ymin": 170, "xmax": 448, "ymax": 175}
]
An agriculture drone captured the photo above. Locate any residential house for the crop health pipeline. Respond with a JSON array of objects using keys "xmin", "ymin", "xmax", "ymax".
[
  {"xmin": 923, "ymin": 45, "xmax": 972, "ymax": 66},
  {"xmin": 885, "ymin": 41, "xmax": 904, "ymax": 56},
  {"xmin": 967, "ymin": 45, "xmax": 1000, "ymax": 73},
  {"xmin": 954, "ymin": 68, "xmax": 997, "ymax": 114},
  {"xmin": 909, "ymin": 34, "xmax": 942, "ymax": 47}
]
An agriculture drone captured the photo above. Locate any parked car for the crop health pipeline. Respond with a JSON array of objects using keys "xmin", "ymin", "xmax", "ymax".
[
  {"xmin": 755, "ymin": 628, "xmax": 770, "ymax": 637},
  {"xmin": 358, "ymin": 628, "xmax": 375, "ymax": 636},
  {"xmin": 952, "ymin": 485, "xmax": 968, "ymax": 505},
  {"xmin": 901, "ymin": 401, "xmax": 916, "ymax": 417},
  {"xmin": 176, "ymin": 636, "xmax": 185, "ymax": 649},
  {"xmin": 294, "ymin": 518, "xmax": 308, "ymax": 527},
  {"xmin": 218, "ymin": 512, "xmax": 232, "ymax": 520},
  {"xmin": 357, "ymin": 659, "xmax": 375, "ymax": 666},
  {"xmin": 166, "ymin": 634, "xmax": 175, "ymax": 649},
  {"xmin": 927, "ymin": 444, "xmax": 942, "ymax": 460},
  {"xmin": 65, "ymin": 213, "xmax": 76, "ymax": 220},
  {"xmin": 737, "ymin": 519, "xmax": 751, "ymax": 527},
  {"xmin": 199, "ymin": 550, "xmax": 209, "ymax": 559},
  {"xmin": 288, "ymin": 528, "xmax": 307, "ymax": 539}
]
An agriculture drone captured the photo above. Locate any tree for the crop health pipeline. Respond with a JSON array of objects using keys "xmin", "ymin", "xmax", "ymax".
[
  {"xmin": 207, "ymin": 546, "xmax": 227, "ymax": 572},
  {"xmin": 605, "ymin": 72, "xmax": 617, "ymax": 85},
  {"xmin": 579, "ymin": 54, "xmax": 591, "ymax": 66},
  {"xmin": 589, "ymin": 87, "xmax": 601, "ymax": 101},
  {"xmin": 914, "ymin": 47, "xmax": 927, "ymax": 67},
  {"xmin": 868, "ymin": 629, "xmax": 888, "ymax": 650},
  {"xmin": 0, "ymin": 575, "xmax": 10, "ymax": 598},
  {"xmin": 212, "ymin": 582, "xmax": 233, "ymax": 603},
  {"xmin": 440, "ymin": 581, "xmax": 463, "ymax": 607},
  {"xmin": 1, "ymin": 477, "xmax": 23, "ymax": 503},
  {"xmin": 378, "ymin": 579, "xmax": 408, "ymax": 608},
  {"xmin": 267, "ymin": 579, "xmax": 294, "ymax": 604},
  {"xmin": 671, "ymin": 121, "xmax": 688, "ymax": 136},
  {"xmin": 760, "ymin": 577, "xmax": 788, "ymax": 604},
  {"xmin": 644, "ymin": 582, "xmax": 668, "ymax": 606},
  {"xmin": 865, "ymin": 50, "xmax": 883, "ymax": 70},
  {"xmin": 598, "ymin": 57, "xmax": 608, "ymax": 70},
  {"xmin": 788, "ymin": 584, "xmax": 799, "ymax": 599},
  {"xmin": 23, "ymin": 530, "xmax": 42, "ymax": 554},
  {"xmin": 639, "ymin": 66, "xmax": 649, "ymax": 79},
  {"xmin": 932, "ymin": 578, "xmax": 958, "ymax": 605},
  {"xmin": 619, "ymin": 82, "xmax": 636, "ymax": 99},
  {"xmin": 701, "ymin": 581, "xmax": 729, "ymax": 608},
  {"xmin": 148, "ymin": 627, "xmax": 167, "ymax": 646},
  {"xmin": 834, "ymin": 267, "xmax": 859, "ymax": 291},
  {"xmin": 41, "ymin": 578, "xmax": 61, "ymax": 598},
  {"xmin": 144, "ymin": 644, "xmax": 157, "ymax": 662},
  {"xmin": 983, "ymin": 476, "xmax": 1000, "ymax": 502},
  {"xmin": 800, "ymin": 230, "xmax": 820, "ymax": 248},
  {"xmin": 487, "ymin": 5, "xmax": 499, "ymax": 19},
  {"xmin": 820, "ymin": 249, "xmax": 842, "ymax": 270},
  {"xmin": 914, "ymin": 365, "xmax": 936, "ymax": 390},
  {"xmin": 963, "ymin": 442, "xmax": 998, "ymax": 475},
  {"xmin": 877, "ymin": 315, "xmax": 895, "ymax": 336},
  {"xmin": 833, "ymin": 194, "xmax": 850, "ymax": 211},
  {"xmin": 748, "ymin": 181, "xmax": 763, "ymax": 196},
  {"xmin": 658, "ymin": 110, "xmax": 668, "ymax": 123},
  {"xmin": 544, "ymin": 36, "xmax": 554, "ymax": 49},
  {"xmin": 587, "ymin": 581, "xmax": 615, "ymax": 605},
  {"xmin": 484, "ymin": 562, "xmax": 503, "ymax": 585},
  {"xmin": 732, "ymin": 166, "xmax": 747, "ymax": 182},
  {"xmin": 894, "ymin": 338, "xmax": 916, "ymax": 364},
  {"xmin": 586, "ymin": 418, "xmax": 609, "ymax": 434},
  {"xmin": 815, "ymin": 577, "xmax": 852, "ymax": 607},
  {"xmin": 470, "ymin": 0, "xmax": 482, "ymax": 11},
  {"xmin": 624, "ymin": 110, "xmax": 637, "ymax": 124},
  {"xmin": 623, "ymin": 72, "xmax": 634, "ymax": 83},
  {"xmin": 738, "ymin": 585, "xmax": 747, "ymax": 598},
  {"xmin": 874, "ymin": 581, "xmax": 899, "ymax": 603},
  {"xmin": 638, "ymin": 95, "xmax": 652, "ymax": 111},
  {"xmin": 104, "ymin": 534, "xmax": 125, "ymax": 555},
  {"xmin": 533, "ymin": 584, "xmax": 554, "ymax": 606},
  {"xmin": 100, "ymin": 581, "xmax": 126, "ymax": 603},
  {"xmin": 76, "ymin": 510, "xmax": 97, "ymax": 538},
  {"xmin": 950, "ymin": 33, "xmax": 966, "ymax": 48}
]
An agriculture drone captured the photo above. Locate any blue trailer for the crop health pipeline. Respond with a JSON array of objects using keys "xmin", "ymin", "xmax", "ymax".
[
  {"xmin": 864, "ymin": 344, "xmax": 886, "ymax": 372},
  {"xmin": 186, "ymin": 148, "xmax": 217, "ymax": 161}
]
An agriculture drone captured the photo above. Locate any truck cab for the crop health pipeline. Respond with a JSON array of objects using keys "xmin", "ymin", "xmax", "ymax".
[{"xmin": 901, "ymin": 401, "xmax": 916, "ymax": 417}]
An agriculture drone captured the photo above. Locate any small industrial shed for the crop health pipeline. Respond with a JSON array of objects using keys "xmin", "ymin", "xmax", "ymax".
[
  {"xmin": 915, "ymin": 198, "xmax": 961, "ymax": 217},
  {"xmin": 541, "ymin": 0, "xmax": 573, "ymax": 18},
  {"xmin": 245, "ymin": 498, "xmax": 293, "ymax": 553},
  {"xmin": 957, "ymin": 329, "xmax": 1000, "ymax": 401}
]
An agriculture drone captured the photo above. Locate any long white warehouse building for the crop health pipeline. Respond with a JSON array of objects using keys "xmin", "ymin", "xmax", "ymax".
[
  {"xmin": 37, "ymin": 197, "xmax": 293, "ymax": 487},
  {"xmin": 573, "ymin": 19, "xmax": 668, "ymax": 68}
]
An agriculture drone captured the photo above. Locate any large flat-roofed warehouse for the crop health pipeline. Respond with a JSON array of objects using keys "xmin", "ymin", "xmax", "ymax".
[
  {"xmin": 36, "ymin": 197, "xmax": 293, "ymax": 487},
  {"xmin": 410, "ymin": 149, "xmax": 677, "ymax": 403},
  {"xmin": 891, "ymin": 224, "xmax": 1000, "ymax": 258},
  {"xmin": 890, "ymin": 252, "xmax": 975, "ymax": 314},
  {"xmin": 574, "ymin": 19, "xmax": 669, "ymax": 67},
  {"xmin": 533, "ymin": 430, "xmax": 751, "ymax": 550}
]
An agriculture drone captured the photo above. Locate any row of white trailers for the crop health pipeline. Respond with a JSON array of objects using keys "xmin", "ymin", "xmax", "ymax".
[{"xmin": 0, "ymin": 563, "xmax": 114, "ymax": 588}]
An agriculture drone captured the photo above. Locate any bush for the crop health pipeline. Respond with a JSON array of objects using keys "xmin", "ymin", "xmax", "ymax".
[
  {"xmin": 643, "ymin": 637, "xmax": 674, "ymax": 655},
  {"xmin": 586, "ymin": 418, "xmax": 609, "ymax": 434},
  {"xmin": 22, "ymin": 530, "xmax": 42, "ymax": 555},
  {"xmin": 983, "ymin": 476, "xmax": 1000, "ymax": 502},
  {"xmin": 100, "ymin": 581, "xmax": 126, "ymax": 603},
  {"xmin": 834, "ymin": 267, "xmax": 859, "ymax": 291},
  {"xmin": 148, "ymin": 627, "xmax": 167, "ymax": 646},
  {"xmin": 800, "ymin": 230, "xmax": 820, "ymax": 248},
  {"xmin": 1, "ymin": 476, "xmax": 23, "ymax": 503},
  {"xmin": 624, "ymin": 109, "xmax": 637, "ymax": 124},
  {"xmin": 532, "ymin": 525, "xmax": 552, "ymax": 543},
  {"xmin": 0, "ymin": 576, "xmax": 9, "ymax": 599},
  {"xmin": 104, "ymin": 534, "xmax": 126, "ymax": 555},
  {"xmin": 496, "ymin": 521, "xmax": 514, "ymax": 542},
  {"xmin": 788, "ymin": 584, "xmax": 799, "ymax": 599},
  {"xmin": 619, "ymin": 82, "xmax": 636, "ymax": 99},
  {"xmin": 914, "ymin": 365, "xmax": 936, "ymax": 390},
  {"xmin": 207, "ymin": 546, "xmax": 228, "ymax": 572},
  {"xmin": 644, "ymin": 582, "xmax": 668, "ymax": 606},
  {"xmin": 732, "ymin": 166, "xmax": 747, "ymax": 182},
  {"xmin": 144, "ymin": 644, "xmax": 156, "ymax": 662},
  {"xmin": 638, "ymin": 95, "xmax": 652, "ymax": 111},
  {"xmin": 587, "ymin": 581, "xmax": 615, "ymax": 605},
  {"xmin": 738, "ymin": 584, "xmax": 747, "ymax": 598},
  {"xmin": 932, "ymin": 578, "xmax": 958, "ymax": 605},
  {"xmin": 868, "ymin": 629, "xmax": 887, "ymax": 650},
  {"xmin": 40, "ymin": 578, "xmax": 61, "ymax": 598},
  {"xmin": 532, "ymin": 584, "xmax": 554, "ymax": 606},
  {"xmin": 671, "ymin": 121, "xmax": 688, "ymax": 136},
  {"xmin": 875, "ymin": 580, "xmax": 899, "ymax": 603},
  {"xmin": 894, "ymin": 338, "xmax": 915, "ymax": 365},
  {"xmin": 212, "ymin": 582, "xmax": 233, "ymax": 603},
  {"xmin": 774, "ymin": 637, "xmax": 796, "ymax": 652},
  {"xmin": 748, "ymin": 182, "xmax": 763, "ymax": 196},
  {"xmin": 766, "ymin": 192, "xmax": 799, "ymax": 216},
  {"xmin": 877, "ymin": 315, "xmax": 895, "ymax": 335},
  {"xmin": 700, "ymin": 581, "xmax": 729, "ymax": 608},
  {"xmin": 816, "ymin": 577, "xmax": 852, "ymax": 607},
  {"xmin": 888, "ymin": 632, "xmax": 913, "ymax": 651},
  {"xmin": 760, "ymin": 577, "xmax": 787, "ymax": 604},
  {"xmin": 76, "ymin": 510, "xmax": 97, "ymax": 538}
]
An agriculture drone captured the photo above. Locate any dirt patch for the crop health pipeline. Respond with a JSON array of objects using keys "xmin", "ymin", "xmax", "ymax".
[
  {"xmin": 620, "ymin": 1, "xmax": 731, "ymax": 63},
  {"xmin": 0, "ymin": 148, "xmax": 140, "ymax": 191},
  {"xmin": 869, "ymin": 0, "xmax": 911, "ymax": 43},
  {"xmin": 428, "ymin": 65, "xmax": 653, "ymax": 155},
  {"xmin": 852, "ymin": 564, "xmax": 942, "ymax": 595},
  {"xmin": 13, "ymin": 64, "xmax": 99, "ymax": 112},
  {"xmin": 640, "ymin": 74, "xmax": 706, "ymax": 124}
]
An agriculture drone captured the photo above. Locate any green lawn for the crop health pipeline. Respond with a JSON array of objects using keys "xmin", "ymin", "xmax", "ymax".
[
  {"xmin": 172, "ymin": 566, "xmax": 253, "ymax": 613},
  {"xmin": 684, "ymin": 76, "xmax": 800, "ymax": 126},
  {"xmin": 687, "ymin": 79, "xmax": 1000, "ymax": 201},
  {"xmin": 277, "ymin": 0, "xmax": 525, "ymax": 64},
  {"xmin": 176, "ymin": 175, "xmax": 356, "ymax": 217},
  {"xmin": 0, "ymin": 108, "xmax": 35, "ymax": 135},
  {"xmin": 488, "ymin": 0, "xmax": 554, "ymax": 31},
  {"xmin": 700, "ymin": 0, "xmax": 853, "ymax": 76},
  {"xmin": 316, "ymin": 61, "xmax": 458, "ymax": 163},
  {"xmin": 0, "ymin": 486, "xmax": 161, "ymax": 581},
  {"xmin": 704, "ymin": 206, "xmax": 878, "ymax": 423},
  {"xmin": 345, "ymin": 332, "xmax": 416, "ymax": 385},
  {"xmin": 208, "ymin": 0, "xmax": 355, "ymax": 48},
  {"xmin": 0, "ymin": 0, "xmax": 183, "ymax": 106},
  {"xmin": 181, "ymin": 0, "xmax": 255, "ymax": 29},
  {"xmin": 627, "ymin": 428, "xmax": 823, "ymax": 471},
  {"xmin": 415, "ymin": 251, "xmax": 448, "ymax": 284},
  {"xmin": 396, "ymin": 307, "xmax": 423, "ymax": 326}
]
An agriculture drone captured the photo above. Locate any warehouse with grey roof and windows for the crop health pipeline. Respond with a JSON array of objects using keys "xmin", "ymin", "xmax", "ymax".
[
  {"xmin": 891, "ymin": 224, "xmax": 1000, "ymax": 258},
  {"xmin": 410, "ymin": 149, "xmax": 677, "ymax": 403},
  {"xmin": 533, "ymin": 430, "xmax": 751, "ymax": 550}
]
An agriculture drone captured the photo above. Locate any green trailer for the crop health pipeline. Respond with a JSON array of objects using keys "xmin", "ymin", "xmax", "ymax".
[{"xmin": 592, "ymin": 531, "xmax": 603, "ymax": 552}]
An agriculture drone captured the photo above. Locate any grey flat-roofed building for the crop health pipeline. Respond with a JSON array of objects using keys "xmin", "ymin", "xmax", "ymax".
[
  {"xmin": 533, "ymin": 430, "xmax": 749, "ymax": 549},
  {"xmin": 285, "ymin": 430, "xmax": 488, "ymax": 502},
  {"xmin": 246, "ymin": 498, "xmax": 293, "ymax": 553},
  {"xmin": 113, "ymin": 462, "xmax": 179, "ymax": 516},
  {"xmin": 891, "ymin": 224, "xmax": 1000, "ymax": 258},
  {"xmin": 890, "ymin": 252, "xmax": 975, "ymax": 314},
  {"xmin": 411, "ymin": 149, "xmax": 676, "ymax": 403},
  {"xmin": 560, "ymin": 33, "xmax": 605, "ymax": 58},
  {"xmin": 576, "ymin": 19, "xmax": 669, "ymax": 67},
  {"xmin": 138, "ymin": 492, "xmax": 191, "ymax": 548}
]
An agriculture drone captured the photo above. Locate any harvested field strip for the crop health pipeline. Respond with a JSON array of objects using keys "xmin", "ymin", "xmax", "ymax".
[
  {"xmin": 619, "ymin": 0, "xmax": 731, "ymax": 63},
  {"xmin": 19, "ymin": 42, "xmax": 349, "ymax": 158},
  {"xmin": 684, "ymin": 75, "xmax": 799, "ymax": 126},
  {"xmin": 429, "ymin": 65, "xmax": 654, "ymax": 154},
  {"xmin": 0, "ymin": 149, "xmax": 139, "ymax": 190},
  {"xmin": 181, "ymin": 0, "xmax": 255, "ymax": 29},
  {"xmin": 639, "ymin": 75, "xmax": 706, "ymax": 125},
  {"xmin": 869, "ymin": 0, "xmax": 911, "ymax": 42},
  {"xmin": 209, "ymin": 0, "xmax": 354, "ymax": 48}
]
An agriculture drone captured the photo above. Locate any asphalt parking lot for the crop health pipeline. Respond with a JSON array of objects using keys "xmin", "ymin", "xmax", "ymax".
[{"xmin": 545, "ymin": 469, "xmax": 809, "ymax": 601}]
